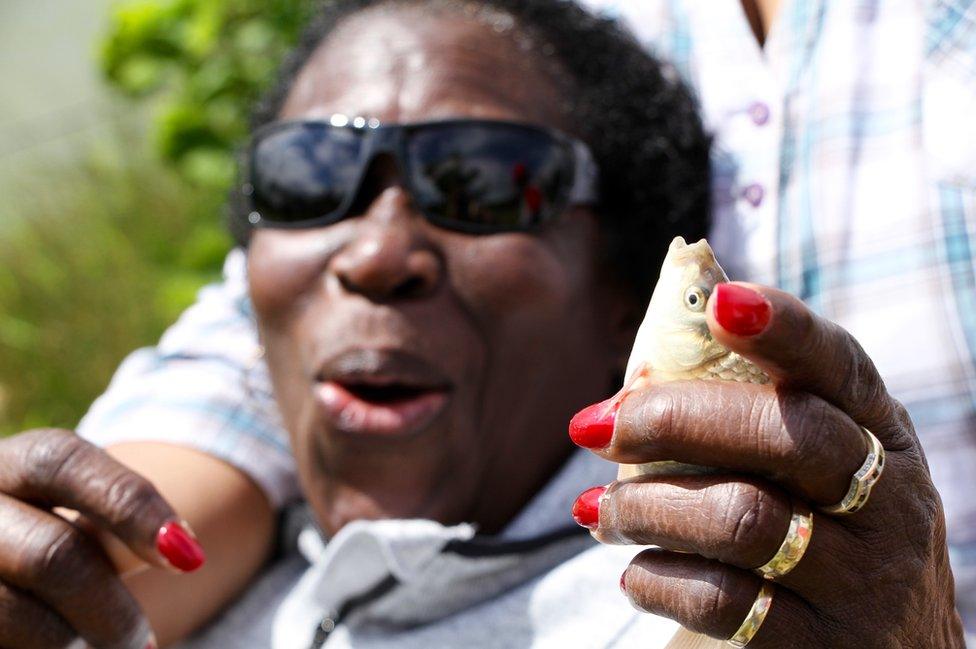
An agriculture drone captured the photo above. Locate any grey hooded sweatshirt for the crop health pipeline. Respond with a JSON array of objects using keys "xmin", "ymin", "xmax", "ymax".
[{"xmin": 176, "ymin": 450, "xmax": 681, "ymax": 648}]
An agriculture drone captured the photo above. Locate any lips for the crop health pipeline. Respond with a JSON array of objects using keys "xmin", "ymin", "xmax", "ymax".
[{"xmin": 314, "ymin": 349, "xmax": 452, "ymax": 437}]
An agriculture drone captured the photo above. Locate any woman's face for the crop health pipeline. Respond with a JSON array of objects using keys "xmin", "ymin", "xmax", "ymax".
[{"xmin": 249, "ymin": 6, "xmax": 631, "ymax": 535}]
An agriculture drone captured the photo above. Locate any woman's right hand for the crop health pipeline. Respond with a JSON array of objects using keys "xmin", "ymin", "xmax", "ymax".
[{"xmin": 0, "ymin": 428, "xmax": 205, "ymax": 649}]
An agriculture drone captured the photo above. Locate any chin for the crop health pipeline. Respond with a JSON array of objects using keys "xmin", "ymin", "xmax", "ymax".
[{"xmin": 296, "ymin": 417, "xmax": 480, "ymax": 534}]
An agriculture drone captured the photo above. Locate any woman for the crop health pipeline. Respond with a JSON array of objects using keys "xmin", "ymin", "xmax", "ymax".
[{"xmin": 0, "ymin": 0, "xmax": 963, "ymax": 647}]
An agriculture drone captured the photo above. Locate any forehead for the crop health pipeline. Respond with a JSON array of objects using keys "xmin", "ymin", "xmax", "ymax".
[{"xmin": 279, "ymin": 6, "xmax": 569, "ymax": 128}]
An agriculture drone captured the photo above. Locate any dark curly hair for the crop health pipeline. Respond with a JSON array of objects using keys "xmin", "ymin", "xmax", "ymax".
[{"xmin": 230, "ymin": 0, "xmax": 710, "ymax": 304}]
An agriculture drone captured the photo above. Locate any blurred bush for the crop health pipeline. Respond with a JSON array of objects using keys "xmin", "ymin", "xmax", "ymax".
[
  {"xmin": 0, "ymin": 137, "xmax": 228, "ymax": 434},
  {"xmin": 100, "ymin": 0, "xmax": 316, "ymax": 187},
  {"xmin": 0, "ymin": 0, "xmax": 316, "ymax": 434}
]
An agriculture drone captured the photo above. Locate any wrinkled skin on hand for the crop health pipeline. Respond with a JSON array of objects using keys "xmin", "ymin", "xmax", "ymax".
[
  {"xmin": 576, "ymin": 283, "xmax": 965, "ymax": 648},
  {"xmin": 0, "ymin": 429, "xmax": 181, "ymax": 649}
]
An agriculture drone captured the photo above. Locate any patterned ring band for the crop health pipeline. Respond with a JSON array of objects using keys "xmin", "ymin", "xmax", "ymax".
[
  {"xmin": 754, "ymin": 500, "xmax": 813, "ymax": 580},
  {"xmin": 727, "ymin": 582, "xmax": 775, "ymax": 647},
  {"xmin": 820, "ymin": 426, "xmax": 885, "ymax": 515}
]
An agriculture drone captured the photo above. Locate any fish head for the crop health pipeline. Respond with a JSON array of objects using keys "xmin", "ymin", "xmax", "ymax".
[
  {"xmin": 625, "ymin": 237, "xmax": 731, "ymax": 378},
  {"xmin": 656, "ymin": 236, "xmax": 728, "ymax": 318}
]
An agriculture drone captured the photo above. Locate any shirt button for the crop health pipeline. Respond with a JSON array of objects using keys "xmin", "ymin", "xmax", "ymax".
[
  {"xmin": 749, "ymin": 101, "xmax": 770, "ymax": 126},
  {"xmin": 742, "ymin": 183, "xmax": 765, "ymax": 207}
]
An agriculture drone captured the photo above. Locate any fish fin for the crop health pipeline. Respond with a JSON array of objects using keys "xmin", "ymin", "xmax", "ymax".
[{"xmin": 614, "ymin": 362, "xmax": 662, "ymax": 403}]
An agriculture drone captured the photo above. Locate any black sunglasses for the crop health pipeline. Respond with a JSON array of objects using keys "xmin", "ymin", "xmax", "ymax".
[{"xmin": 240, "ymin": 117, "xmax": 599, "ymax": 234}]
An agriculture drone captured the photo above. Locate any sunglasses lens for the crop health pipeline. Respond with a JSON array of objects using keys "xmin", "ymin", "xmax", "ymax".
[
  {"xmin": 407, "ymin": 124, "xmax": 574, "ymax": 231},
  {"xmin": 250, "ymin": 124, "xmax": 363, "ymax": 224}
]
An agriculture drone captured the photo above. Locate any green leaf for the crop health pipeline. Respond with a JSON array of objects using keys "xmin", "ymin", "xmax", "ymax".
[
  {"xmin": 178, "ymin": 147, "xmax": 237, "ymax": 187},
  {"xmin": 0, "ymin": 317, "xmax": 40, "ymax": 352},
  {"xmin": 100, "ymin": 0, "xmax": 318, "ymax": 183}
]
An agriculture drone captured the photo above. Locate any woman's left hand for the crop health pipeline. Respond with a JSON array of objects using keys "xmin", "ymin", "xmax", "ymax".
[{"xmin": 570, "ymin": 283, "xmax": 965, "ymax": 648}]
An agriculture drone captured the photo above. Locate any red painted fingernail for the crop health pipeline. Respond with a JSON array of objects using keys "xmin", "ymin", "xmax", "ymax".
[
  {"xmin": 572, "ymin": 485, "xmax": 606, "ymax": 529},
  {"xmin": 569, "ymin": 399, "xmax": 617, "ymax": 449},
  {"xmin": 157, "ymin": 520, "xmax": 206, "ymax": 572},
  {"xmin": 714, "ymin": 283, "xmax": 771, "ymax": 336},
  {"xmin": 619, "ymin": 569, "xmax": 628, "ymax": 594}
]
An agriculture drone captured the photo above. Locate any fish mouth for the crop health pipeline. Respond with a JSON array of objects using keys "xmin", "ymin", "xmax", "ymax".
[{"xmin": 313, "ymin": 349, "xmax": 453, "ymax": 437}]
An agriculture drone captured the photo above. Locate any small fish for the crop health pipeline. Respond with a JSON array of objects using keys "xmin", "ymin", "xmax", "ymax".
[{"xmin": 617, "ymin": 236, "xmax": 768, "ymax": 480}]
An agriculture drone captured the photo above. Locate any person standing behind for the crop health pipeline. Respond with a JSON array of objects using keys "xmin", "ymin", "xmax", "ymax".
[{"xmin": 574, "ymin": 0, "xmax": 976, "ymax": 632}]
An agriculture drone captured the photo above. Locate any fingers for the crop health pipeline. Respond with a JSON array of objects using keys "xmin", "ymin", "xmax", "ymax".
[
  {"xmin": 0, "ymin": 494, "xmax": 154, "ymax": 649},
  {"xmin": 586, "ymin": 475, "xmax": 869, "ymax": 607},
  {"xmin": 0, "ymin": 582, "xmax": 77, "ymax": 649},
  {"xmin": 0, "ymin": 429, "xmax": 201, "ymax": 572},
  {"xmin": 578, "ymin": 381, "xmax": 865, "ymax": 507},
  {"xmin": 706, "ymin": 283, "xmax": 911, "ymax": 449},
  {"xmin": 592, "ymin": 476, "xmax": 791, "ymax": 566},
  {"xmin": 621, "ymin": 549, "xmax": 820, "ymax": 647}
]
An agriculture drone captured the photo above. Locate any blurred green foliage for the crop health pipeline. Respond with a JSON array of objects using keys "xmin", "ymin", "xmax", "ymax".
[
  {"xmin": 0, "ymin": 139, "xmax": 228, "ymax": 434},
  {"xmin": 0, "ymin": 0, "xmax": 317, "ymax": 434},
  {"xmin": 100, "ymin": 0, "xmax": 316, "ymax": 186}
]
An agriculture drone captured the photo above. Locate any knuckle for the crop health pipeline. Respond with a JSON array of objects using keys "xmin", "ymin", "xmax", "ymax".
[
  {"xmin": 783, "ymin": 393, "xmax": 834, "ymax": 465},
  {"xmin": 646, "ymin": 390, "xmax": 678, "ymax": 438},
  {"xmin": 18, "ymin": 428, "xmax": 74, "ymax": 445},
  {"xmin": 833, "ymin": 331, "xmax": 886, "ymax": 409},
  {"xmin": 782, "ymin": 307, "xmax": 847, "ymax": 381},
  {"xmin": 744, "ymin": 392, "xmax": 782, "ymax": 462},
  {"xmin": 787, "ymin": 302, "xmax": 823, "ymax": 360},
  {"xmin": 880, "ymin": 397, "xmax": 917, "ymax": 452},
  {"xmin": 601, "ymin": 482, "xmax": 650, "ymax": 545},
  {"xmin": 717, "ymin": 483, "xmax": 782, "ymax": 565},
  {"xmin": 26, "ymin": 524, "xmax": 96, "ymax": 594},
  {"xmin": 789, "ymin": 313, "xmax": 888, "ymax": 416},
  {"xmin": 625, "ymin": 389, "xmax": 680, "ymax": 453},
  {"xmin": 22, "ymin": 431, "xmax": 89, "ymax": 487},
  {"xmin": 691, "ymin": 569, "xmax": 741, "ymax": 631},
  {"xmin": 901, "ymin": 482, "xmax": 941, "ymax": 551},
  {"xmin": 103, "ymin": 471, "xmax": 162, "ymax": 527},
  {"xmin": 6, "ymin": 517, "xmax": 147, "ymax": 649},
  {"xmin": 888, "ymin": 397, "xmax": 912, "ymax": 430},
  {"xmin": 17, "ymin": 429, "xmax": 75, "ymax": 456}
]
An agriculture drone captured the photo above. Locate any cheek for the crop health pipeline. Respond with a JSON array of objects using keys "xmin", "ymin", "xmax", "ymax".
[
  {"xmin": 448, "ymin": 219, "xmax": 598, "ymax": 323},
  {"xmin": 247, "ymin": 228, "xmax": 349, "ymax": 327},
  {"xmin": 247, "ymin": 230, "xmax": 339, "ymax": 429},
  {"xmin": 442, "ymin": 218, "xmax": 612, "ymax": 416},
  {"xmin": 451, "ymin": 237, "xmax": 575, "ymax": 316},
  {"xmin": 248, "ymin": 231, "xmax": 308, "ymax": 318}
]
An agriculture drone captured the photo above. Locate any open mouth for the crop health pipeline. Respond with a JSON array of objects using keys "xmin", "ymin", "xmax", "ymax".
[
  {"xmin": 313, "ymin": 350, "xmax": 452, "ymax": 437},
  {"xmin": 341, "ymin": 382, "xmax": 436, "ymax": 404}
]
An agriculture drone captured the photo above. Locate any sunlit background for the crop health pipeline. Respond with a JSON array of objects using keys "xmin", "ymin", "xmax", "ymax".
[{"xmin": 0, "ymin": 0, "xmax": 313, "ymax": 435}]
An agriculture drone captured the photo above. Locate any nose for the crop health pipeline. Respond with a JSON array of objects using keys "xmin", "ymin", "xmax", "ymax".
[{"xmin": 330, "ymin": 177, "xmax": 442, "ymax": 302}]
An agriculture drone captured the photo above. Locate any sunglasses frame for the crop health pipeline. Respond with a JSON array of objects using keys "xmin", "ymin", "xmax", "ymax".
[{"xmin": 240, "ymin": 116, "xmax": 600, "ymax": 235}]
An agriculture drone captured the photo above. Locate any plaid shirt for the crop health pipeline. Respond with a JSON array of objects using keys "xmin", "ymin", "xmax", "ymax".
[{"xmin": 79, "ymin": 0, "xmax": 976, "ymax": 631}]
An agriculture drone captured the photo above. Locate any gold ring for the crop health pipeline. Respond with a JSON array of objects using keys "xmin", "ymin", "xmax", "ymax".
[
  {"xmin": 727, "ymin": 581, "xmax": 775, "ymax": 647},
  {"xmin": 754, "ymin": 500, "xmax": 813, "ymax": 579},
  {"xmin": 820, "ymin": 426, "xmax": 885, "ymax": 515}
]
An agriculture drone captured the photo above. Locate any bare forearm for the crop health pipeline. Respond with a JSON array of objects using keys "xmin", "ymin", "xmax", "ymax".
[{"xmin": 108, "ymin": 443, "xmax": 275, "ymax": 646}]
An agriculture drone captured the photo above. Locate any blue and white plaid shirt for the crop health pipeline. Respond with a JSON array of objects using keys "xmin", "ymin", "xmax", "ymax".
[{"xmin": 79, "ymin": 0, "xmax": 976, "ymax": 631}]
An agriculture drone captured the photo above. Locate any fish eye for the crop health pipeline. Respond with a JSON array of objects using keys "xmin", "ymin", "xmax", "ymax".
[{"xmin": 684, "ymin": 286, "xmax": 708, "ymax": 312}]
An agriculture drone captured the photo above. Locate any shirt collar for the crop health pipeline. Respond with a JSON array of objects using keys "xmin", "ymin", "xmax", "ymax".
[{"xmin": 272, "ymin": 450, "xmax": 617, "ymax": 646}]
